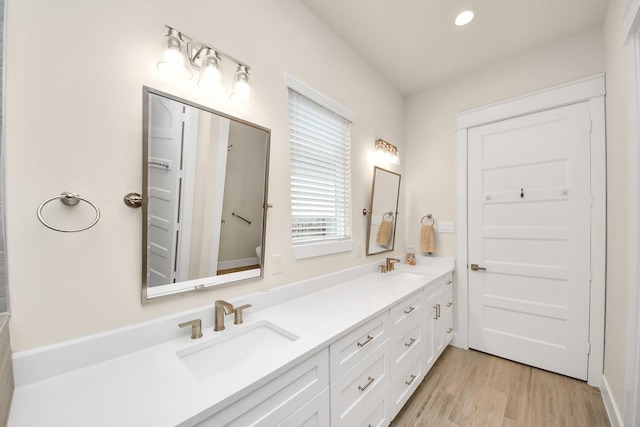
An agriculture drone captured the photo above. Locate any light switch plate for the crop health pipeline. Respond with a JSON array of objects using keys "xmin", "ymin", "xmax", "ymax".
[
  {"xmin": 272, "ymin": 254, "xmax": 283, "ymax": 274},
  {"xmin": 438, "ymin": 221, "xmax": 455, "ymax": 233}
]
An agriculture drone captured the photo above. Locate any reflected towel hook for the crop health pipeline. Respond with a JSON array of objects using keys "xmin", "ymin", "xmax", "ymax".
[
  {"xmin": 383, "ymin": 211, "xmax": 395, "ymax": 221},
  {"xmin": 421, "ymin": 213, "xmax": 435, "ymax": 226},
  {"xmin": 37, "ymin": 192, "xmax": 101, "ymax": 232}
]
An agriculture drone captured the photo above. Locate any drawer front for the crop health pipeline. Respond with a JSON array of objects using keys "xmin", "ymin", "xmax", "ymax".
[
  {"xmin": 330, "ymin": 312, "xmax": 389, "ymax": 381},
  {"xmin": 424, "ymin": 277, "xmax": 444, "ymax": 301},
  {"xmin": 196, "ymin": 348, "xmax": 329, "ymax": 426},
  {"xmin": 330, "ymin": 341, "xmax": 390, "ymax": 427},
  {"xmin": 354, "ymin": 385, "xmax": 391, "ymax": 427},
  {"xmin": 278, "ymin": 387, "xmax": 330, "ymax": 427},
  {"xmin": 389, "ymin": 290, "xmax": 424, "ymax": 335},
  {"xmin": 390, "ymin": 351, "xmax": 424, "ymax": 418},
  {"xmin": 390, "ymin": 316, "xmax": 423, "ymax": 377}
]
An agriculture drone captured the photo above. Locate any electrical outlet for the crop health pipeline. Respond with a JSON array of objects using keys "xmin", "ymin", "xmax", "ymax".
[{"xmin": 272, "ymin": 254, "xmax": 283, "ymax": 274}]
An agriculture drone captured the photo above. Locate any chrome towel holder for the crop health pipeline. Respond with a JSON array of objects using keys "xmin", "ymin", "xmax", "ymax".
[{"xmin": 37, "ymin": 192, "xmax": 100, "ymax": 232}]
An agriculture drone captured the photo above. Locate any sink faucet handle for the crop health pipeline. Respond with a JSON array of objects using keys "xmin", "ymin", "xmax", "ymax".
[
  {"xmin": 178, "ymin": 319, "xmax": 203, "ymax": 339},
  {"xmin": 234, "ymin": 304, "xmax": 252, "ymax": 325}
]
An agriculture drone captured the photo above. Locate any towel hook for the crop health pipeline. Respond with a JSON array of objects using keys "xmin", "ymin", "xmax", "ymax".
[{"xmin": 421, "ymin": 213, "xmax": 435, "ymax": 226}]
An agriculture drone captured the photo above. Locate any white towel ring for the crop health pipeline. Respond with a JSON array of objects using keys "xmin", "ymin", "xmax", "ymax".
[
  {"xmin": 37, "ymin": 192, "xmax": 101, "ymax": 232},
  {"xmin": 421, "ymin": 214, "xmax": 434, "ymax": 226}
]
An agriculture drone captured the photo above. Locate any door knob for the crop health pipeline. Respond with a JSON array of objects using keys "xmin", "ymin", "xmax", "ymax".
[{"xmin": 470, "ymin": 263, "xmax": 487, "ymax": 271}]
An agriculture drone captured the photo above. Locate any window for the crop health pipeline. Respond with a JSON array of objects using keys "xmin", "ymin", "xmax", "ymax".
[{"xmin": 287, "ymin": 76, "xmax": 354, "ymax": 259}]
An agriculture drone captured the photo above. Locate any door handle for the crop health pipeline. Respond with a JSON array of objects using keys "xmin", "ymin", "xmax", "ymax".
[{"xmin": 470, "ymin": 263, "xmax": 487, "ymax": 271}]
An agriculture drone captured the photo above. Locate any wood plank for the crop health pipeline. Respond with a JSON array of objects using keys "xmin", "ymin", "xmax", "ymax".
[{"xmin": 391, "ymin": 346, "xmax": 610, "ymax": 427}]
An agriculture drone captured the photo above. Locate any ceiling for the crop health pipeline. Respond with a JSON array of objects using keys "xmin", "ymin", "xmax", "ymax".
[{"xmin": 300, "ymin": 0, "xmax": 609, "ymax": 95}]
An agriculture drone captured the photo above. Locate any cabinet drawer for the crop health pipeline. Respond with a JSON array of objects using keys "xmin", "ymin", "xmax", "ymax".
[
  {"xmin": 389, "ymin": 290, "xmax": 423, "ymax": 335},
  {"xmin": 278, "ymin": 387, "xmax": 330, "ymax": 427},
  {"xmin": 195, "ymin": 348, "xmax": 329, "ymax": 426},
  {"xmin": 330, "ymin": 312, "xmax": 389, "ymax": 381},
  {"xmin": 353, "ymin": 385, "xmax": 391, "ymax": 427},
  {"xmin": 390, "ymin": 351, "xmax": 424, "ymax": 418},
  {"xmin": 390, "ymin": 315, "xmax": 423, "ymax": 377},
  {"xmin": 330, "ymin": 341, "xmax": 390, "ymax": 427}
]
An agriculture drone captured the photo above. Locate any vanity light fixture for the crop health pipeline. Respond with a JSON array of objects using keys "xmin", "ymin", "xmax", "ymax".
[
  {"xmin": 157, "ymin": 24, "xmax": 251, "ymax": 101},
  {"xmin": 157, "ymin": 28, "xmax": 193, "ymax": 80},
  {"xmin": 230, "ymin": 64, "xmax": 252, "ymax": 105},
  {"xmin": 375, "ymin": 139, "xmax": 399, "ymax": 165},
  {"xmin": 455, "ymin": 9, "xmax": 476, "ymax": 26}
]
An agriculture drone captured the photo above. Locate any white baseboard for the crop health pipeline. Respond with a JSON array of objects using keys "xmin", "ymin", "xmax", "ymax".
[{"xmin": 601, "ymin": 375, "xmax": 623, "ymax": 427}]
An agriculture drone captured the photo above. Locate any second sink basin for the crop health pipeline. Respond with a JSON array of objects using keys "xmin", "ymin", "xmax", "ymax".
[{"xmin": 177, "ymin": 320, "xmax": 299, "ymax": 379}]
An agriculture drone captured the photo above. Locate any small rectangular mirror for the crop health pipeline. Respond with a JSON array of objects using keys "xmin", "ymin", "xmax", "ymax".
[
  {"xmin": 366, "ymin": 166, "xmax": 401, "ymax": 255},
  {"xmin": 142, "ymin": 87, "xmax": 270, "ymax": 302}
]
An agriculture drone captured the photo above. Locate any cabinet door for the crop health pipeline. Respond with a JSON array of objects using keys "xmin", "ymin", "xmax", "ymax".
[
  {"xmin": 278, "ymin": 387, "xmax": 330, "ymax": 427},
  {"xmin": 423, "ymin": 290, "xmax": 438, "ymax": 370},
  {"xmin": 195, "ymin": 349, "xmax": 329, "ymax": 426},
  {"xmin": 442, "ymin": 286, "xmax": 454, "ymax": 347}
]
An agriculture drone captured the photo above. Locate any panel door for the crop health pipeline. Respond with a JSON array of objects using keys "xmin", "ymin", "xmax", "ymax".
[
  {"xmin": 147, "ymin": 96, "xmax": 184, "ymax": 286},
  {"xmin": 468, "ymin": 102, "xmax": 592, "ymax": 380}
]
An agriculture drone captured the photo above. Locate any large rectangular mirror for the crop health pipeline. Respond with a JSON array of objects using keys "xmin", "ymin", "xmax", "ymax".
[
  {"xmin": 366, "ymin": 166, "xmax": 401, "ymax": 255},
  {"xmin": 142, "ymin": 87, "xmax": 270, "ymax": 302}
]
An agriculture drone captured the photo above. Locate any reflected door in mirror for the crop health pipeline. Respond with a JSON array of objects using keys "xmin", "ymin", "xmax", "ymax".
[{"xmin": 143, "ymin": 88, "xmax": 270, "ymax": 302}]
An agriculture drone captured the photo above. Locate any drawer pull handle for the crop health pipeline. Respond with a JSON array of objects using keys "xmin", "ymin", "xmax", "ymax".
[
  {"xmin": 357, "ymin": 335, "xmax": 374, "ymax": 347},
  {"xmin": 447, "ymin": 302, "xmax": 453, "ymax": 307},
  {"xmin": 433, "ymin": 305, "xmax": 438, "ymax": 320},
  {"xmin": 405, "ymin": 337, "xmax": 416, "ymax": 347},
  {"xmin": 404, "ymin": 306, "xmax": 416, "ymax": 314},
  {"xmin": 447, "ymin": 327, "xmax": 453, "ymax": 334},
  {"xmin": 405, "ymin": 374, "xmax": 417, "ymax": 386},
  {"xmin": 358, "ymin": 376, "xmax": 375, "ymax": 392}
]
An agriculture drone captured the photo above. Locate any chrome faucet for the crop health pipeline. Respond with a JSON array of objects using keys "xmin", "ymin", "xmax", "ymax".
[
  {"xmin": 386, "ymin": 257, "xmax": 401, "ymax": 272},
  {"xmin": 214, "ymin": 300, "xmax": 235, "ymax": 331}
]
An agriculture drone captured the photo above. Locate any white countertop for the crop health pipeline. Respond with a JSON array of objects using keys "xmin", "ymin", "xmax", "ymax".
[{"xmin": 9, "ymin": 259, "xmax": 454, "ymax": 426}]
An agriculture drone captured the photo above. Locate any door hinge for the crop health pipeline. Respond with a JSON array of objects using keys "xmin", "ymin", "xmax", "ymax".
[
  {"xmin": 589, "ymin": 270, "xmax": 593, "ymax": 282},
  {"xmin": 587, "ymin": 342, "xmax": 591, "ymax": 355}
]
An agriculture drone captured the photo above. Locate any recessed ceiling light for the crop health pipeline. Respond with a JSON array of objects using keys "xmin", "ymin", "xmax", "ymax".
[{"xmin": 455, "ymin": 9, "xmax": 476, "ymax": 26}]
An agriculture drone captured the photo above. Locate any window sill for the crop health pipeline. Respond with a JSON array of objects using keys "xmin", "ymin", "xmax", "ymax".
[{"xmin": 292, "ymin": 239, "xmax": 354, "ymax": 260}]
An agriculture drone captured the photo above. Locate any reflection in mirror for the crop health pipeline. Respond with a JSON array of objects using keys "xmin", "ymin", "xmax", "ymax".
[
  {"xmin": 142, "ymin": 87, "xmax": 270, "ymax": 302},
  {"xmin": 366, "ymin": 166, "xmax": 401, "ymax": 256}
]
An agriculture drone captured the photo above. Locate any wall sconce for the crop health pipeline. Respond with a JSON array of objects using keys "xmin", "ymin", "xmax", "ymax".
[
  {"xmin": 157, "ymin": 24, "xmax": 251, "ymax": 104},
  {"xmin": 375, "ymin": 139, "xmax": 399, "ymax": 165}
]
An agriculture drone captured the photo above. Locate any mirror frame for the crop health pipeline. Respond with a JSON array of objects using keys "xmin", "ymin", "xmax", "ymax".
[
  {"xmin": 365, "ymin": 166, "xmax": 401, "ymax": 256},
  {"xmin": 141, "ymin": 86, "xmax": 271, "ymax": 303}
]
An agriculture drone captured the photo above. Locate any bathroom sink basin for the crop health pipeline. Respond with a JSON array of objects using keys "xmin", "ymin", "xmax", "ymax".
[
  {"xmin": 177, "ymin": 320, "xmax": 299, "ymax": 379},
  {"xmin": 393, "ymin": 271, "xmax": 425, "ymax": 281}
]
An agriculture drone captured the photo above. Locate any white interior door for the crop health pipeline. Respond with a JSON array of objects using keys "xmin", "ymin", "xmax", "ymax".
[
  {"xmin": 147, "ymin": 96, "xmax": 184, "ymax": 287},
  {"xmin": 468, "ymin": 101, "xmax": 592, "ymax": 380}
]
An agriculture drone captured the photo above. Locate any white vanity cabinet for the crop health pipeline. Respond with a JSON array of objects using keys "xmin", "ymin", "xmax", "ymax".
[
  {"xmin": 424, "ymin": 273, "xmax": 454, "ymax": 372},
  {"xmin": 388, "ymin": 291, "xmax": 426, "ymax": 418},
  {"xmin": 193, "ymin": 348, "xmax": 329, "ymax": 426},
  {"xmin": 329, "ymin": 312, "xmax": 391, "ymax": 426}
]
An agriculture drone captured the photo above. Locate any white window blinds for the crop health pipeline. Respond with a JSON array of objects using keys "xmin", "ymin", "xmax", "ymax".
[{"xmin": 288, "ymin": 87, "xmax": 352, "ymax": 245}]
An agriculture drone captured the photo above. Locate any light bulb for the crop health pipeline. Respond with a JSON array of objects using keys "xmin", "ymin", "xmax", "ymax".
[
  {"xmin": 230, "ymin": 65, "xmax": 252, "ymax": 105},
  {"xmin": 157, "ymin": 28, "xmax": 192, "ymax": 80},
  {"xmin": 198, "ymin": 49, "xmax": 227, "ymax": 92}
]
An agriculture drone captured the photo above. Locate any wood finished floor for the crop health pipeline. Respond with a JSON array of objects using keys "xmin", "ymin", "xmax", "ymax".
[{"xmin": 391, "ymin": 346, "xmax": 610, "ymax": 427}]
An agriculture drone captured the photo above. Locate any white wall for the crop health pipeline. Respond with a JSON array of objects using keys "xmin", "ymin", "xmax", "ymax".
[
  {"xmin": 602, "ymin": 0, "xmax": 631, "ymax": 417},
  {"xmin": 5, "ymin": 0, "xmax": 404, "ymax": 351}
]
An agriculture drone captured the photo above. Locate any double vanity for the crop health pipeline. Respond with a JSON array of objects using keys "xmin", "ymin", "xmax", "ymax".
[{"xmin": 9, "ymin": 257, "xmax": 454, "ymax": 426}]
